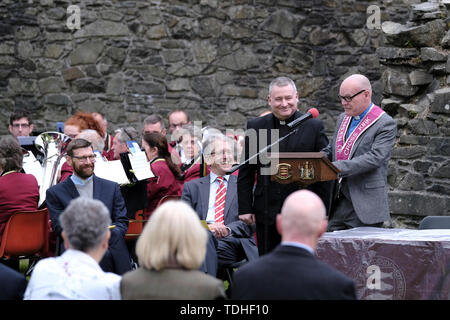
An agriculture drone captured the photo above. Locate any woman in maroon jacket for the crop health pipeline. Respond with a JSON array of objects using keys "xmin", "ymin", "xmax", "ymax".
[
  {"xmin": 0, "ymin": 136, "xmax": 39, "ymax": 241},
  {"xmin": 141, "ymin": 132, "xmax": 183, "ymax": 220}
]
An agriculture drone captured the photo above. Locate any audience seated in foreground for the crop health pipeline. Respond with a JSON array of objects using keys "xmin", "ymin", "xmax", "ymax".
[
  {"xmin": 24, "ymin": 197, "xmax": 121, "ymax": 300},
  {"xmin": 231, "ymin": 190, "xmax": 357, "ymax": 300},
  {"xmin": 120, "ymin": 200, "xmax": 226, "ymax": 300},
  {"xmin": 0, "ymin": 263, "xmax": 28, "ymax": 300}
]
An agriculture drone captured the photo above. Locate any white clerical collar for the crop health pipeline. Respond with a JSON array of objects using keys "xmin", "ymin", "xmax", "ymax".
[
  {"xmin": 279, "ymin": 120, "xmax": 286, "ymax": 125},
  {"xmin": 353, "ymin": 103, "xmax": 372, "ymax": 121}
]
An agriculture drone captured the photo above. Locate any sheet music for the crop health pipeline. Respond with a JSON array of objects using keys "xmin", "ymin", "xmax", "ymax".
[
  {"xmin": 22, "ymin": 151, "xmax": 43, "ymax": 186},
  {"xmin": 94, "ymin": 159, "xmax": 130, "ymax": 185},
  {"xmin": 128, "ymin": 151, "xmax": 154, "ymax": 180}
]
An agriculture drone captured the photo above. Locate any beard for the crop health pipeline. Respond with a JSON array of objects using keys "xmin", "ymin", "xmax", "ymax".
[{"xmin": 72, "ymin": 162, "xmax": 94, "ymax": 179}]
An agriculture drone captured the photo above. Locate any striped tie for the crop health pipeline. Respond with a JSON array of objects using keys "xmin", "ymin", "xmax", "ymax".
[{"xmin": 214, "ymin": 176, "xmax": 226, "ymax": 224}]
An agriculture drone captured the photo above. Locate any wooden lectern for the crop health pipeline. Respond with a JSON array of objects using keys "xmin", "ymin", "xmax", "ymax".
[{"xmin": 268, "ymin": 152, "xmax": 340, "ymax": 187}]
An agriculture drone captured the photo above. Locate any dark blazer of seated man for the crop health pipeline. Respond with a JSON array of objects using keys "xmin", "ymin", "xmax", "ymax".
[
  {"xmin": 181, "ymin": 133, "xmax": 258, "ymax": 271},
  {"xmin": 231, "ymin": 190, "xmax": 356, "ymax": 300},
  {"xmin": 46, "ymin": 138, "xmax": 131, "ymax": 275},
  {"xmin": 0, "ymin": 263, "xmax": 28, "ymax": 300}
]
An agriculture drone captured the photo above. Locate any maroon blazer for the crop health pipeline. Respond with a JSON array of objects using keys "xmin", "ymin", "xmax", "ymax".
[
  {"xmin": 59, "ymin": 161, "xmax": 73, "ymax": 183},
  {"xmin": 0, "ymin": 172, "xmax": 39, "ymax": 240},
  {"xmin": 182, "ymin": 163, "xmax": 211, "ymax": 184},
  {"xmin": 144, "ymin": 158, "xmax": 182, "ymax": 220}
]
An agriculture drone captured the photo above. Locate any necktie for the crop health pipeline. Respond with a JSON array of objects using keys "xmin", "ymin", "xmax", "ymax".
[{"xmin": 214, "ymin": 176, "xmax": 226, "ymax": 224}]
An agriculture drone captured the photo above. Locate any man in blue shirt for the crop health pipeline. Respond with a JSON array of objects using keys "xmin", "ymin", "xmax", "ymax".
[
  {"xmin": 322, "ymin": 74, "xmax": 397, "ymax": 231},
  {"xmin": 46, "ymin": 138, "xmax": 132, "ymax": 275}
]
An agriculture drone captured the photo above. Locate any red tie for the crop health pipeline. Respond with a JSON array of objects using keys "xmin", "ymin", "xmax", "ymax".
[{"xmin": 214, "ymin": 176, "xmax": 226, "ymax": 224}]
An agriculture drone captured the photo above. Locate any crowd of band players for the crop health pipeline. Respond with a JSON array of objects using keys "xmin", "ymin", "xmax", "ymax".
[{"xmin": 0, "ymin": 74, "xmax": 396, "ymax": 300}]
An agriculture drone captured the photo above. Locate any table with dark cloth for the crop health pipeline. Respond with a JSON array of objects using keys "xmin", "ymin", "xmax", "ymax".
[{"xmin": 315, "ymin": 227, "xmax": 450, "ymax": 300}]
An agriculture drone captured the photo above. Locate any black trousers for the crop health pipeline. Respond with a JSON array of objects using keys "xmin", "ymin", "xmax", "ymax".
[{"xmin": 255, "ymin": 221, "xmax": 281, "ymax": 256}]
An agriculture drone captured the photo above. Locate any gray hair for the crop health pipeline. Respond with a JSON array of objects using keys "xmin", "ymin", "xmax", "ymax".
[
  {"xmin": 114, "ymin": 127, "xmax": 141, "ymax": 146},
  {"xmin": 269, "ymin": 76, "xmax": 297, "ymax": 96},
  {"xmin": 78, "ymin": 129, "xmax": 104, "ymax": 152},
  {"xmin": 178, "ymin": 124, "xmax": 202, "ymax": 140},
  {"xmin": 143, "ymin": 114, "xmax": 165, "ymax": 130},
  {"xmin": 202, "ymin": 132, "xmax": 235, "ymax": 158},
  {"xmin": 59, "ymin": 197, "xmax": 111, "ymax": 252}
]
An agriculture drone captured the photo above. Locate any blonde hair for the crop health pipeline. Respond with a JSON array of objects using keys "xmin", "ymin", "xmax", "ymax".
[{"xmin": 136, "ymin": 200, "xmax": 207, "ymax": 271}]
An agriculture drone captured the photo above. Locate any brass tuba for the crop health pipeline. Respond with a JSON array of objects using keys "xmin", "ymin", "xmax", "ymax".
[{"xmin": 34, "ymin": 132, "xmax": 71, "ymax": 207}]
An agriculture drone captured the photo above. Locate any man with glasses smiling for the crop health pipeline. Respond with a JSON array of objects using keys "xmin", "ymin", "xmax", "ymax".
[
  {"xmin": 322, "ymin": 74, "xmax": 397, "ymax": 231},
  {"xmin": 8, "ymin": 110, "xmax": 34, "ymax": 138},
  {"xmin": 46, "ymin": 138, "xmax": 132, "ymax": 275}
]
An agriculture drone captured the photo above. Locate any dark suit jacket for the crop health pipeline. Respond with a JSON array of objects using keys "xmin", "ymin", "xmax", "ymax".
[
  {"xmin": 0, "ymin": 263, "xmax": 28, "ymax": 300},
  {"xmin": 46, "ymin": 175, "xmax": 130, "ymax": 274},
  {"xmin": 238, "ymin": 111, "xmax": 331, "ymax": 225},
  {"xmin": 46, "ymin": 175, "xmax": 128, "ymax": 237},
  {"xmin": 231, "ymin": 245, "xmax": 357, "ymax": 300},
  {"xmin": 181, "ymin": 175, "xmax": 258, "ymax": 261}
]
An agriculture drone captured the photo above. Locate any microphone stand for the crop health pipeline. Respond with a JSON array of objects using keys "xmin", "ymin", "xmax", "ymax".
[{"xmin": 227, "ymin": 126, "xmax": 300, "ymax": 255}]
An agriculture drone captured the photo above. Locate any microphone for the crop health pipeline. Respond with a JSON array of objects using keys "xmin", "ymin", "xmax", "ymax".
[{"xmin": 287, "ymin": 108, "xmax": 319, "ymax": 129}]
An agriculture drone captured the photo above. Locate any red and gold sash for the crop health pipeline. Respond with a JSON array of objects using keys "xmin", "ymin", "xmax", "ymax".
[{"xmin": 335, "ymin": 104, "xmax": 385, "ymax": 161}]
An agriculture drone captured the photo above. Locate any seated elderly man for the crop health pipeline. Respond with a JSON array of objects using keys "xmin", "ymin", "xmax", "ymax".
[
  {"xmin": 24, "ymin": 197, "xmax": 122, "ymax": 300},
  {"xmin": 111, "ymin": 127, "xmax": 140, "ymax": 161},
  {"xmin": 182, "ymin": 133, "xmax": 258, "ymax": 276}
]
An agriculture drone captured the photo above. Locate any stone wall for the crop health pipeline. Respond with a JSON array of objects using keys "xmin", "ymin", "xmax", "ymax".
[
  {"xmin": 379, "ymin": 1, "xmax": 450, "ymax": 228},
  {"xmin": 0, "ymin": 0, "xmax": 448, "ymax": 227},
  {"xmin": 0, "ymin": 0, "xmax": 419, "ymax": 134}
]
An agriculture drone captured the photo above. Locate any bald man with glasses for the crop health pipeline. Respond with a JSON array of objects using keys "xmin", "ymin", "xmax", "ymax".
[{"xmin": 322, "ymin": 74, "xmax": 397, "ymax": 231}]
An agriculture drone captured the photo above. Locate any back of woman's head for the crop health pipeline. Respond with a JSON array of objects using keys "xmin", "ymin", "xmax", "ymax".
[
  {"xmin": 0, "ymin": 136, "xmax": 23, "ymax": 172},
  {"xmin": 135, "ymin": 200, "xmax": 207, "ymax": 271},
  {"xmin": 143, "ymin": 132, "xmax": 181, "ymax": 178},
  {"xmin": 142, "ymin": 132, "xmax": 169, "ymax": 158}
]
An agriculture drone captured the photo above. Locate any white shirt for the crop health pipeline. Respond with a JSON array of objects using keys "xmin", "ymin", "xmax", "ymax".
[
  {"xmin": 24, "ymin": 249, "xmax": 121, "ymax": 300},
  {"xmin": 206, "ymin": 172, "xmax": 230, "ymax": 223}
]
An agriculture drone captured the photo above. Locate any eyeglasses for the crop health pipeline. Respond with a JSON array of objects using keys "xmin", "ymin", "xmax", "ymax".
[
  {"xmin": 338, "ymin": 89, "xmax": 366, "ymax": 102},
  {"xmin": 71, "ymin": 154, "xmax": 96, "ymax": 162},
  {"xmin": 11, "ymin": 123, "xmax": 30, "ymax": 129}
]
